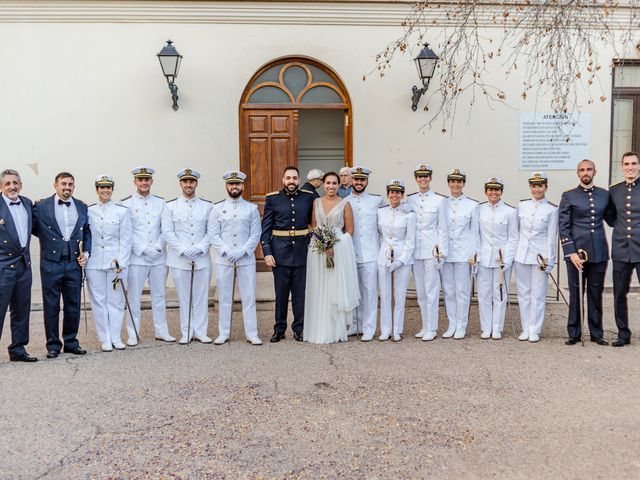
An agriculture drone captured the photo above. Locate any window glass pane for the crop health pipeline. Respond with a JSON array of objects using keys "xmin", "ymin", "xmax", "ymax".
[
  {"xmin": 614, "ymin": 65, "xmax": 640, "ymax": 88},
  {"xmin": 308, "ymin": 65, "xmax": 339, "ymax": 88},
  {"xmin": 248, "ymin": 86, "xmax": 291, "ymax": 104},
  {"xmin": 611, "ymin": 98, "xmax": 634, "ymax": 184},
  {"xmin": 283, "ymin": 66, "xmax": 309, "ymax": 99},
  {"xmin": 300, "ymin": 86, "xmax": 342, "ymax": 104},
  {"xmin": 250, "ymin": 65, "xmax": 282, "ymax": 89}
]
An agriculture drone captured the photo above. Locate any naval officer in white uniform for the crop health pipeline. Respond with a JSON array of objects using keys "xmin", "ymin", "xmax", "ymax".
[
  {"xmin": 120, "ymin": 166, "xmax": 174, "ymax": 346},
  {"xmin": 161, "ymin": 168, "xmax": 213, "ymax": 344},
  {"xmin": 476, "ymin": 177, "xmax": 518, "ymax": 340},
  {"xmin": 209, "ymin": 171, "xmax": 262, "ymax": 345},
  {"xmin": 442, "ymin": 169, "xmax": 479, "ymax": 340},
  {"xmin": 85, "ymin": 175, "xmax": 133, "ymax": 352},
  {"xmin": 406, "ymin": 164, "xmax": 448, "ymax": 341},
  {"xmin": 377, "ymin": 179, "xmax": 416, "ymax": 341},
  {"xmin": 514, "ymin": 172, "xmax": 558, "ymax": 342},
  {"xmin": 346, "ymin": 166, "xmax": 382, "ymax": 341}
]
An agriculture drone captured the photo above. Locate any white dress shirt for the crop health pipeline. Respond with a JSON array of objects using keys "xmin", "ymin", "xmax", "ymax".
[
  {"xmin": 54, "ymin": 194, "xmax": 78, "ymax": 241},
  {"xmin": 209, "ymin": 197, "xmax": 261, "ymax": 266},
  {"xmin": 3, "ymin": 194, "xmax": 28, "ymax": 247},
  {"xmin": 347, "ymin": 192, "xmax": 382, "ymax": 264},
  {"xmin": 444, "ymin": 194, "xmax": 479, "ymax": 263},
  {"xmin": 120, "ymin": 193, "xmax": 166, "ymax": 266},
  {"xmin": 514, "ymin": 197, "xmax": 558, "ymax": 266},
  {"xmin": 86, "ymin": 200, "xmax": 133, "ymax": 270},
  {"xmin": 477, "ymin": 200, "xmax": 518, "ymax": 268},
  {"xmin": 406, "ymin": 190, "xmax": 449, "ymax": 259},
  {"xmin": 377, "ymin": 205, "xmax": 416, "ymax": 266}
]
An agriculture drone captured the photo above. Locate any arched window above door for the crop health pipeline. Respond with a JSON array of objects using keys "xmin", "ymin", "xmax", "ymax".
[{"xmin": 243, "ymin": 59, "xmax": 347, "ymax": 106}]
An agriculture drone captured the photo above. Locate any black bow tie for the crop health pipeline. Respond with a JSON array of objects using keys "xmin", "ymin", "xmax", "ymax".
[
  {"xmin": 9, "ymin": 201, "xmax": 21, "ymax": 206},
  {"xmin": 58, "ymin": 199, "xmax": 71, "ymax": 206}
]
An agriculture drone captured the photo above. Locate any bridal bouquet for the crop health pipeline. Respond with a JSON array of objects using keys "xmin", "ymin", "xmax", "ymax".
[{"xmin": 310, "ymin": 224, "xmax": 341, "ymax": 268}]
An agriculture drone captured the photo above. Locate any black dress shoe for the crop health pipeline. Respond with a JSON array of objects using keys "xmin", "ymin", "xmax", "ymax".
[
  {"xmin": 46, "ymin": 350, "xmax": 59, "ymax": 359},
  {"xmin": 64, "ymin": 347, "xmax": 87, "ymax": 355},
  {"xmin": 565, "ymin": 338, "xmax": 579, "ymax": 345},
  {"xmin": 270, "ymin": 333, "xmax": 285, "ymax": 343},
  {"xmin": 590, "ymin": 338, "xmax": 609, "ymax": 346},
  {"xmin": 293, "ymin": 331, "xmax": 303, "ymax": 342},
  {"xmin": 612, "ymin": 339, "xmax": 631, "ymax": 347},
  {"xmin": 9, "ymin": 353, "xmax": 39, "ymax": 363}
]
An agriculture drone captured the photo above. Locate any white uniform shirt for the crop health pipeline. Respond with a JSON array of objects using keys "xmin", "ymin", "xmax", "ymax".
[
  {"xmin": 514, "ymin": 198, "xmax": 558, "ymax": 266},
  {"xmin": 347, "ymin": 192, "xmax": 382, "ymax": 264},
  {"xmin": 161, "ymin": 196, "xmax": 212, "ymax": 270},
  {"xmin": 406, "ymin": 190, "xmax": 449, "ymax": 259},
  {"xmin": 3, "ymin": 194, "xmax": 28, "ymax": 247},
  {"xmin": 209, "ymin": 197, "xmax": 261, "ymax": 266},
  {"xmin": 54, "ymin": 195, "xmax": 78, "ymax": 241},
  {"xmin": 377, "ymin": 205, "xmax": 416, "ymax": 266},
  {"xmin": 477, "ymin": 200, "xmax": 518, "ymax": 268},
  {"xmin": 444, "ymin": 194, "xmax": 479, "ymax": 263},
  {"xmin": 120, "ymin": 193, "xmax": 166, "ymax": 266},
  {"xmin": 86, "ymin": 201, "xmax": 132, "ymax": 270}
]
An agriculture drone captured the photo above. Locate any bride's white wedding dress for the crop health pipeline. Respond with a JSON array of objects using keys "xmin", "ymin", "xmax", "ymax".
[{"xmin": 303, "ymin": 198, "xmax": 360, "ymax": 344}]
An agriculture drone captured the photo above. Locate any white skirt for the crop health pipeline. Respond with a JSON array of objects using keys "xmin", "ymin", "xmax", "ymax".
[{"xmin": 303, "ymin": 232, "xmax": 360, "ymax": 344}]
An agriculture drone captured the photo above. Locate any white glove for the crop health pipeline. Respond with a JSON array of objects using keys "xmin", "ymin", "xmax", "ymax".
[
  {"xmin": 434, "ymin": 260, "xmax": 442, "ymax": 271},
  {"xmin": 545, "ymin": 263, "xmax": 554, "ymax": 274},
  {"xmin": 227, "ymin": 248, "xmax": 245, "ymax": 264},
  {"xmin": 183, "ymin": 248, "xmax": 201, "ymax": 261},
  {"xmin": 144, "ymin": 247, "xmax": 162, "ymax": 260},
  {"xmin": 388, "ymin": 260, "xmax": 402, "ymax": 272}
]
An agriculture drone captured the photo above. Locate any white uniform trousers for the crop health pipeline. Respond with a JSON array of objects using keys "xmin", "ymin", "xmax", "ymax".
[
  {"xmin": 442, "ymin": 262, "xmax": 472, "ymax": 332},
  {"xmin": 86, "ymin": 269, "xmax": 125, "ymax": 345},
  {"xmin": 170, "ymin": 266, "xmax": 211, "ymax": 339},
  {"xmin": 514, "ymin": 262, "xmax": 548, "ymax": 336},
  {"xmin": 477, "ymin": 265, "xmax": 512, "ymax": 334},
  {"xmin": 378, "ymin": 264, "xmax": 412, "ymax": 337},
  {"xmin": 413, "ymin": 258, "xmax": 441, "ymax": 332},
  {"xmin": 215, "ymin": 263, "xmax": 258, "ymax": 339},
  {"xmin": 353, "ymin": 262, "xmax": 378, "ymax": 335},
  {"xmin": 126, "ymin": 264, "xmax": 170, "ymax": 340}
]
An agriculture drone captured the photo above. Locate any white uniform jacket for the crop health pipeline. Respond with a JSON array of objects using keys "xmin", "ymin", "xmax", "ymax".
[
  {"xmin": 377, "ymin": 205, "xmax": 416, "ymax": 266},
  {"xmin": 444, "ymin": 194, "xmax": 479, "ymax": 263},
  {"xmin": 120, "ymin": 193, "xmax": 166, "ymax": 267},
  {"xmin": 86, "ymin": 201, "xmax": 132, "ymax": 270},
  {"xmin": 347, "ymin": 192, "xmax": 382, "ymax": 264},
  {"xmin": 514, "ymin": 198, "xmax": 558, "ymax": 266},
  {"xmin": 161, "ymin": 196, "xmax": 213, "ymax": 270},
  {"xmin": 209, "ymin": 197, "xmax": 261, "ymax": 267},
  {"xmin": 477, "ymin": 200, "xmax": 518, "ymax": 268},
  {"xmin": 406, "ymin": 190, "xmax": 449, "ymax": 259}
]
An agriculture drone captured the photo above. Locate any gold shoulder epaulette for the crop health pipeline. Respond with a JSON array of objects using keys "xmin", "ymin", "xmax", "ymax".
[
  {"xmin": 266, "ymin": 191, "xmax": 279, "ymax": 197},
  {"xmin": 300, "ymin": 189, "xmax": 313, "ymax": 194}
]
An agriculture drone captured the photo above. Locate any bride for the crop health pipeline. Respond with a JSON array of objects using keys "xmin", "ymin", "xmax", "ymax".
[{"xmin": 303, "ymin": 172, "xmax": 360, "ymax": 344}]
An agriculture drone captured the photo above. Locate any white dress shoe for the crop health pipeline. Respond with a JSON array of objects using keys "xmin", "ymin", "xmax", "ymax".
[
  {"xmin": 528, "ymin": 334, "xmax": 540, "ymax": 343},
  {"xmin": 518, "ymin": 332, "xmax": 529, "ymax": 341},
  {"xmin": 422, "ymin": 331, "xmax": 437, "ymax": 341},
  {"xmin": 378, "ymin": 334, "xmax": 390, "ymax": 341},
  {"xmin": 195, "ymin": 335, "xmax": 213, "ymax": 344},
  {"xmin": 179, "ymin": 336, "xmax": 190, "ymax": 345},
  {"xmin": 214, "ymin": 335, "xmax": 229, "ymax": 345},
  {"xmin": 392, "ymin": 334, "xmax": 402, "ymax": 342},
  {"xmin": 481, "ymin": 331, "xmax": 491, "ymax": 339},
  {"xmin": 155, "ymin": 334, "xmax": 176, "ymax": 342},
  {"xmin": 442, "ymin": 327, "xmax": 456, "ymax": 338},
  {"xmin": 361, "ymin": 333, "xmax": 374, "ymax": 342},
  {"xmin": 112, "ymin": 342, "xmax": 126, "ymax": 350},
  {"xmin": 491, "ymin": 332, "xmax": 502, "ymax": 340},
  {"xmin": 415, "ymin": 329, "xmax": 426, "ymax": 338},
  {"xmin": 246, "ymin": 337, "xmax": 263, "ymax": 345},
  {"xmin": 453, "ymin": 329, "xmax": 466, "ymax": 340},
  {"xmin": 126, "ymin": 338, "xmax": 138, "ymax": 347},
  {"xmin": 101, "ymin": 342, "xmax": 113, "ymax": 352}
]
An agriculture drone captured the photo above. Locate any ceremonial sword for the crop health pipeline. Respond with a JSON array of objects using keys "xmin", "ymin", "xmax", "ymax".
[
  {"xmin": 468, "ymin": 253, "xmax": 477, "ymax": 321},
  {"xmin": 187, "ymin": 260, "xmax": 195, "ymax": 345},
  {"xmin": 112, "ymin": 259, "xmax": 140, "ymax": 344},
  {"xmin": 229, "ymin": 261, "xmax": 238, "ymax": 347},
  {"xmin": 498, "ymin": 248, "xmax": 515, "ymax": 337},
  {"xmin": 577, "ymin": 249, "xmax": 589, "ymax": 347},
  {"xmin": 388, "ymin": 247, "xmax": 398, "ymax": 341},
  {"xmin": 78, "ymin": 241, "xmax": 88, "ymax": 334},
  {"xmin": 536, "ymin": 254, "xmax": 569, "ymax": 307}
]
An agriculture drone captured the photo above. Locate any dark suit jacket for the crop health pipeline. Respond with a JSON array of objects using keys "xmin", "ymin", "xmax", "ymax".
[
  {"xmin": 606, "ymin": 180, "xmax": 640, "ymax": 263},
  {"xmin": 32, "ymin": 195, "xmax": 91, "ymax": 261},
  {"xmin": 0, "ymin": 195, "xmax": 33, "ymax": 269}
]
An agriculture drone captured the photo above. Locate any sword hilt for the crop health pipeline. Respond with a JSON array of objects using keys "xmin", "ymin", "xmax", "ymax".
[
  {"xmin": 577, "ymin": 249, "xmax": 589, "ymax": 263},
  {"xmin": 537, "ymin": 253, "xmax": 548, "ymax": 271}
]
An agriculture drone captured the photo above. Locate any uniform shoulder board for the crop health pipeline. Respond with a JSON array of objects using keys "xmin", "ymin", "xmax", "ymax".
[
  {"xmin": 266, "ymin": 191, "xmax": 279, "ymax": 197},
  {"xmin": 153, "ymin": 194, "xmax": 164, "ymax": 200},
  {"xmin": 504, "ymin": 202, "xmax": 515, "ymax": 209},
  {"xmin": 547, "ymin": 201, "xmax": 558, "ymax": 207},
  {"xmin": 609, "ymin": 180, "xmax": 624, "ymax": 189},
  {"xmin": 115, "ymin": 203, "xmax": 128, "ymax": 209},
  {"xmin": 379, "ymin": 204, "xmax": 389, "ymax": 209},
  {"xmin": 370, "ymin": 193, "xmax": 381, "ymax": 196},
  {"xmin": 407, "ymin": 192, "xmax": 418, "ymax": 197},
  {"xmin": 120, "ymin": 195, "xmax": 132, "ymax": 202},
  {"xmin": 435, "ymin": 192, "xmax": 445, "ymax": 197},
  {"xmin": 520, "ymin": 198, "xmax": 532, "ymax": 202},
  {"xmin": 166, "ymin": 197, "xmax": 177, "ymax": 203},
  {"xmin": 300, "ymin": 189, "xmax": 313, "ymax": 194},
  {"xmin": 467, "ymin": 196, "xmax": 479, "ymax": 203},
  {"xmin": 214, "ymin": 199, "xmax": 225, "ymax": 205},
  {"xmin": 88, "ymin": 203, "xmax": 96, "ymax": 207},
  {"xmin": 479, "ymin": 200, "xmax": 487, "ymax": 205},
  {"xmin": 201, "ymin": 198, "xmax": 212, "ymax": 203}
]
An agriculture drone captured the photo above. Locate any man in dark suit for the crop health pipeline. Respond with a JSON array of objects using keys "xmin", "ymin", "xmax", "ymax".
[
  {"xmin": 0, "ymin": 169, "xmax": 37, "ymax": 362},
  {"xmin": 558, "ymin": 159, "xmax": 611, "ymax": 346},
  {"xmin": 32, "ymin": 172, "xmax": 91, "ymax": 358},
  {"xmin": 261, "ymin": 165, "xmax": 314, "ymax": 342},
  {"xmin": 606, "ymin": 151, "xmax": 640, "ymax": 347},
  {"xmin": 301, "ymin": 169, "xmax": 323, "ymax": 199}
]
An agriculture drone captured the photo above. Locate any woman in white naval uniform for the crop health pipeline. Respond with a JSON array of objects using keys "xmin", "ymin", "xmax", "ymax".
[
  {"xmin": 476, "ymin": 177, "xmax": 518, "ymax": 340},
  {"xmin": 377, "ymin": 180, "xmax": 416, "ymax": 341},
  {"xmin": 514, "ymin": 172, "xmax": 558, "ymax": 342},
  {"xmin": 161, "ymin": 168, "xmax": 213, "ymax": 344},
  {"xmin": 85, "ymin": 175, "xmax": 133, "ymax": 352},
  {"xmin": 406, "ymin": 164, "xmax": 448, "ymax": 342},
  {"xmin": 209, "ymin": 171, "xmax": 262, "ymax": 345},
  {"xmin": 442, "ymin": 169, "xmax": 479, "ymax": 340}
]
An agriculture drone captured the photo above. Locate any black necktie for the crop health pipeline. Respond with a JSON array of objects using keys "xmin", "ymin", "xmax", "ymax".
[
  {"xmin": 58, "ymin": 199, "xmax": 71, "ymax": 207},
  {"xmin": 9, "ymin": 201, "xmax": 21, "ymax": 206}
]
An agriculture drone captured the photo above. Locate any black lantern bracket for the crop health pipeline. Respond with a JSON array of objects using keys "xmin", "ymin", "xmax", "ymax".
[
  {"xmin": 411, "ymin": 43, "xmax": 439, "ymax": 112},
  {"xmin": 157, "ymin": 40, "xmax": 183, "ymax": 111}
]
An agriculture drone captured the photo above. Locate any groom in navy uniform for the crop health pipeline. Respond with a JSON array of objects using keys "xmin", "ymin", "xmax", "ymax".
[
  {"xmin": 261, "ymin": 165, "xmax": 314, "ymax": 342},
  {"xmin": 32, "ymin": 172, "xmax": 91, "ymax": 358},
  {"xmin": 0, "ymin": 169, "xmax": 38, "ymax": 362}
]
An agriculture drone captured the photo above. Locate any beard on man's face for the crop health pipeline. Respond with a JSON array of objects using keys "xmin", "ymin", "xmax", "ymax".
[
  {"xmin": 228, "ymin": 186, "xmax": 243, "ymax": 198},
  {"xmin": 352, "ymin": 182, "xmax": 367, "ymax": 193}
]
